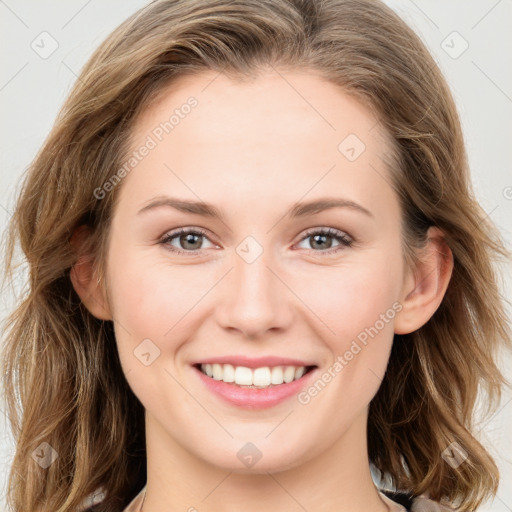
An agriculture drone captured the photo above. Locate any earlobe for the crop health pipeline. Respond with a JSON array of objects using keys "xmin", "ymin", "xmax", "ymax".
[
  {"xmin": 394, "ymin": 227, "xmax": 454, "ymax": 335},
  {"xmin": 69, "ymin": 225, "xmax": 113, "ymax": 321}
]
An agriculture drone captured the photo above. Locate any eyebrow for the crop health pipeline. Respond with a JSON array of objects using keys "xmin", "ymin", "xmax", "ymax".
[{"xmin": 137, "ymin": 195, "xmax": 374, "ymax": 221}]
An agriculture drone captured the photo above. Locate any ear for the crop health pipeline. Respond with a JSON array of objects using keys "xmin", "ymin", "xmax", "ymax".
[
  {"xmin": 69, "ymin": 225, "xmax": 113, "ymax": 321},
  {"xmin": 394, "ymin": 226, "xmax": 454, "ymax": 335}
]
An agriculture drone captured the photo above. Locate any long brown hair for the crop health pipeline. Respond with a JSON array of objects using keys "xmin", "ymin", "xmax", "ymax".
[{"xmin": 1, "ymin": 1, "xmax": 510, "ymax": 510}]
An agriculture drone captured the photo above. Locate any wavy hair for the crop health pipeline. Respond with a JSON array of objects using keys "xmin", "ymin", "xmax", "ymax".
[{"xmin": 1, "ymin": 0, "xmax": 510, "ymax": 510}]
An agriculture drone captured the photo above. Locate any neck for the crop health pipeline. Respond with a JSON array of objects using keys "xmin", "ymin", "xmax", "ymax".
[{"xmin": 141, "ymin": 410, "xmax": 390, "ymax": 512}]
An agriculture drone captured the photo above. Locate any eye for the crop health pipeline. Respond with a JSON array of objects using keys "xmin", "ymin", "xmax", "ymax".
[
  {"xmin": 159, "ymin": 226, "xmax": 354, "ymax": 256},
  {"xmin": 159, "ymin": 228, "xmax": 216, "ymax": 255},
  {"xmin": 296, "ymin": 227, "xmax": 353, "ymax": 255}
]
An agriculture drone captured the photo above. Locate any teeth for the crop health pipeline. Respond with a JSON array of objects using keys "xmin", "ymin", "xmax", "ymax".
[
  {"xmin": 199, "ymin": 363, "xmax": 309, "ymax": 387},
  {"xmin": 253, "ymin": 367, "xmax": 271, "ymax": 386},
  {"xmin": 283, "ymin": 366, "xmax": 295, "ymax": 383},
  {"xmin": 271, "ymin": 366, "xmax": 284, "ymax": 384},
  {"xmin": 212, "ymin": 363, "xmax": 223, "ymax": 380},
  {"xmin": 222, "ymin": 364, "xmax": 235, "ymax": 382},
  {"xmin": 235, "ymin": 366, "xmax": 253, "ymax": 385}
]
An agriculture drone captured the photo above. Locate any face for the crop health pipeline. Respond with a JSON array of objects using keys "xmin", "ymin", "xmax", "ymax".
[{"xmin": 100, "ymin": 69, "xmax": 411, "ymax": 473}]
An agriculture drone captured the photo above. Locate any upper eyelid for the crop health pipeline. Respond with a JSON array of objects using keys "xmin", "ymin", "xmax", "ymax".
[
  {"xmin": 301, "ymin": 226, "xmax": 352, "ymax": 239},
  {"xmin": 161, "ymin": 226, "xmax": 352, "ymax": 248}
]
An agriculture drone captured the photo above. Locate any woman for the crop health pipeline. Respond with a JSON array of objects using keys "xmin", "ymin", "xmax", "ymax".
[{"xmin": 1, "ymin": 1, "xmax": 510, "ymax": 511}]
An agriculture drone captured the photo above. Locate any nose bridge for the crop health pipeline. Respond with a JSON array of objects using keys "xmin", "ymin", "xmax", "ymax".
[{"xmin": 216, "ymin": 240, "xmax": 292, "ymax": 338}]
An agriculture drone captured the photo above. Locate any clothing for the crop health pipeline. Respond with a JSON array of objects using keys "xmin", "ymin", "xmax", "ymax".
[
  {"xmin": 122, "ymin": 486, "xmax": 144, "ymax": 512},
  {"xmin": 121, "ymin": 485, "xmax": 455, "ymax": 511}
]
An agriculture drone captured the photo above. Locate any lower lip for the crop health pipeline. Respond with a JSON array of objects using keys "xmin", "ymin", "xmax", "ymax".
[{"xmin": 193, "ymin": 366, "xmax": 317, "ymax": 409}]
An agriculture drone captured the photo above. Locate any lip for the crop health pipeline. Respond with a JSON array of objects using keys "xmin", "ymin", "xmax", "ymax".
[
  {"xmin": 192, "ymin": 364, "xmax": 318, "ymax": 410},
  {"xmin": 192, "ymin": 355, "xmax": 316, "ymax": 369}
]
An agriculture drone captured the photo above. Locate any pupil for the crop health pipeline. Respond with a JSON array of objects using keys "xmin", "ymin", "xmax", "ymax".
[
  {"xmin": 179, "ymin": 233, "xmax": 334, "ymax": 251},
  {"xmin": 312, "ymin": 234, "xmax": 331, "ymax": 250},
  {"xmin": 182, "ymin": 233, "xmax": 201, "ymax": 250}
]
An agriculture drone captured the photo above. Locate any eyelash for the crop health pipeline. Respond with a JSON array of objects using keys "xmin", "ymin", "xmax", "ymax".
[{"xmin": 159, "ymin": 227, "xmax": 354, "ymax": 256}]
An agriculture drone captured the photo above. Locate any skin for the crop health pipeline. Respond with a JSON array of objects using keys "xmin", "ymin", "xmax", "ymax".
[{"xmin": 71, "ymin": 68, "xmax": 453, "ymax": 512}]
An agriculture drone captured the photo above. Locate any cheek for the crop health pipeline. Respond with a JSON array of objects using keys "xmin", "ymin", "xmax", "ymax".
[
  {"xmin": 108, "ymin": 234, "xmax": 403, "ymax": 365},
  {"xmin": 293, "ymin": 262, "xmax": 401, "ymax": 427},
  {"xmin": 106, "ymin": 253, "xmax": 208, "ymax": 405},
  {"xmin": 105, "ymin": 249, "xmax": 197, "ymax": 362},
  {"xmin": 296, "ymin": 251, "xmax": 403, "ymax": 347},
  {"xmin": 106, "ymin": 248, "xmax": 235, "ymax": 381},
  {"xmin": 290, "ymin": 247, "xmax": 403, "ymax": 414}
]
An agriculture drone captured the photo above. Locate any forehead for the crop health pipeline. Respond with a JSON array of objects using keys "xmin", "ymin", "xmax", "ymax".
[
  {"xmin": 132, "ymin": 68, "xmax": 385, "ymax": 150},
  {"xmin": 116, "ymin": 69, "xmax": 397, "ymax": 221}
]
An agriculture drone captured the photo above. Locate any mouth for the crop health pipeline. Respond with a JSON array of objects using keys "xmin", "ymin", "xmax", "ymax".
[{"xmin": 193, "ymin": 363, "xmax": 317, "ymax": 389}]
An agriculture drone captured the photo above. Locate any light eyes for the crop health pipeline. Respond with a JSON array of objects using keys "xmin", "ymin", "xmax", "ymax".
[
  {"xmin": 159, "ymin": 227, "xmax": 353, "ymax": 257},
  {"xmin": 296, "ymin": 227, "xmax": 353, "ymax": 253},
  {"xmin": 160, "ymin": 228, "xmax": 215, "ymax": 254}
]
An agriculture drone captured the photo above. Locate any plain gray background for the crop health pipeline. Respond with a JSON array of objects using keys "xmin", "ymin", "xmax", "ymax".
[{"xmin": 1, "ymin": 1, "xmax": 511, "ymax": 510}]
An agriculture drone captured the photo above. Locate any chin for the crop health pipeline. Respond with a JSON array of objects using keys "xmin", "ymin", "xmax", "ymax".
[{"xmin": 197, "ymin": 441, "xmax": 307, "ymax": 474}]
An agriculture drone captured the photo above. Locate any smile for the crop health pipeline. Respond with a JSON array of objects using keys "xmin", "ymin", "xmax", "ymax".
[{"xmin": 198, "ymin": 363, "xmax": 316, "ymax": 388}]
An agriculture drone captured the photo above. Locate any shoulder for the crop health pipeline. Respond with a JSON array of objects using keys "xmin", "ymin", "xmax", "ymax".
[
  {"xmin": 382, "ymin": 490, "xmax": 457, "ymax": 511},
  {"xmin": 411, "ymin": 495, "xmax": 456, "ymax": 511},
  {"xmin": 79, "ymin": 485, "xmax": 145, "ymax": 512}
]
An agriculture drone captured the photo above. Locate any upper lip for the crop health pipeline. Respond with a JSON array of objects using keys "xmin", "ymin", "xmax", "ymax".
[{"xmin": 193, "ymin": 355, "xmax": 317, "ymax": 369}]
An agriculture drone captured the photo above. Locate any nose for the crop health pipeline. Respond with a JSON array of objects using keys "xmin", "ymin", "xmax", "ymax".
[{"xmin": 215, "ymin": 248, "xmax": 294, "ymax": 340}]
